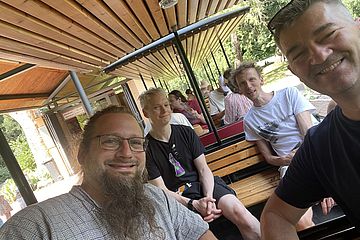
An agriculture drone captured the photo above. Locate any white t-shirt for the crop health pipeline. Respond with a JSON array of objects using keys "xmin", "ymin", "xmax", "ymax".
[
  {"xmin": 144, "ymin": 113, "xmax": 193, "ymax": 135},
  {"xmin": 244, "ymin": 87, "xmax": 318, "ymax": 156},
  {"xmin": 208, "ymin": 90, "xmax": 226, "ymax": 115}
]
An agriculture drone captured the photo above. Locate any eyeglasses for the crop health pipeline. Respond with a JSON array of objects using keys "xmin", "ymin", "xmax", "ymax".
[
  {"xmin": 96, "ymin": 134, "xmax": 148, "ymax": 152},
  {"xmin": 267, "ymin": 0, "xmax": 295, "ymax": 34}
]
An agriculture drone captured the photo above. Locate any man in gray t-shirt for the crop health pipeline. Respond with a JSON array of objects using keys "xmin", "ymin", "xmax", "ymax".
[{"xmin": 0, "ymin": 106, "xmax": 214, "ymax": 240}]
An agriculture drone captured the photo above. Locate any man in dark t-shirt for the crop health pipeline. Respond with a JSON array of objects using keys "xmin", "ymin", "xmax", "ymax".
[
  {"xmin": 261, "ymin": 1, "xmax": 360, "ymax": 238},
  {"xmin": 139, "ymin": 88, "xmax": 261, "ymax": 240}
]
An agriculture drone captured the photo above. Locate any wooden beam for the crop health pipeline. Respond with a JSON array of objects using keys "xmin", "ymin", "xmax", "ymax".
[{"xmin": 0, "ymin": 63, "xmax": 36, "ymax": 82}]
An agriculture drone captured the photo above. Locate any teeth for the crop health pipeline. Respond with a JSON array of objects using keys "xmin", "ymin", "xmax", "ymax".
[{"xmin": 320, "ymin": 60, "xmax": 341, "ymax": 74}]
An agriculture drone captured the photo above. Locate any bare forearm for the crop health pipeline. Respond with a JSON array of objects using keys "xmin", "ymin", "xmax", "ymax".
[
  {"xmin": 264, "ymin": 154, "xmax": 291, "ymax": 166},
  {"xmin": 199, "ymin": 230, "xmax": 218, "ymax": 240},
  {"xmin": 199, "ymin": 169, "xmax": 214, "ymax": 197},
  {"xmin": 164, "ymin": 188, "xmax": 190, "ymax": 206}
]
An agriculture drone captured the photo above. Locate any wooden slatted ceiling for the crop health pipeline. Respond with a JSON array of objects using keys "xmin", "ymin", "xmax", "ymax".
[{"xmin": 0, "ymin": 0, "xmax": 246, "ymax": 112}]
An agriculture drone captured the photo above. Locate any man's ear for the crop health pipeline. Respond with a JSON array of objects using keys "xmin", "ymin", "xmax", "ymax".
[
  {"xmin": 287, "ymin": 64, "xmax": 296, "ymax": 75},
  {"xmin": 77, "ymin": 145, "xmax": 86, "ymax": 166},
  {"xmin": 142, "ymin": 108, "xmax": 149, "ymax": 118}
]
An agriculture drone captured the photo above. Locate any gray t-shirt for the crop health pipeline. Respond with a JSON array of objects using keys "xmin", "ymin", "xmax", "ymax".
[{"xmin": 0, "ymin": 184, "xmax": 208, "ymax": 239}]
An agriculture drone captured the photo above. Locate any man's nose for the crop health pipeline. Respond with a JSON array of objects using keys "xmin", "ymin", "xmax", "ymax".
[
  {"xmin": 115, "ymin": 140, "xmax": 132, "ymax": 157},
  {"xmin": 309, "ymin": 43, "xmax": 333, "ymax": 65}
]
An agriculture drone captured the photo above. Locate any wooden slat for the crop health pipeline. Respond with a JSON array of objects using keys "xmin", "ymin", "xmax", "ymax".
[
  {"xmin": 145, "ymin": 0, "xmax": 168, "ymax": 37},
  {"xmin": 75, "ymin": 0, "xmax": 142, "ymax": 48},
  {"xmin": 164, "ymin": 6, "xmax": 177, "ymax": 30},
  {"xmin": 215, "ymin": 0, "xmax": 228, "ymax": 12},
  {"xmin": 206, "ymin": 140, "xmax": 255, "ymax": 162},
  {"xmin": 0, "ymin": 37, "xmax": 99, "ymax": 71},
  {"xmin": 0, "ymin": 21, "xmax": 107, "ymax": 67},
  {"xmin": 188, "ymin": 0, "xmax": 199, "ymax": 24},
  {"xmin": 2, "ymin": 0, "xmax": 125, "ymax": 57},
  {"xmin": 104, "ymin": 0, "xmax": 152, "ymax": 44},
  {"xmin": 207, "ymin": 0, "xmax": 219, "ymax": 16},
  {"xmin": 198, "ymin": 0, "xmax": 210, "ymax": 20},
  {"xmin": 0, "ymin": 2, "xmax": 116, "ymax": 61},
  {"xmin": 177, "ymin": 0, "xmax": 187, "ymax": 28},
  {"xmin": 208, "ymin": 146, "xmax": 260, "ymax": 171},
  {"xmin": 0, "ymin": 49, "xmax": 89, "ymax": 72},
  {"xmin": 40, "ymin": 0, "xmax": 134, "ymax": 53},
  {"xmin": 212, "ymin": 154, "xmax": 264, "ymax": 177},
  {"xmin": 126, "ymin": 0, "xmax": 160, "ymax": 40}
]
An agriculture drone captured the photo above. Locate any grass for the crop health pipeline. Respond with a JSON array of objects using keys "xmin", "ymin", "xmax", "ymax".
[{"xmin": 262, "ymin": 61, "xmax": 288, "ymax": 84}]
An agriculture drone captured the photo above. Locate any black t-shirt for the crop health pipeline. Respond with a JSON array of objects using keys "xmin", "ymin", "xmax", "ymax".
[
  {"xmin": 146, "ymin": 125, "xmax": 205, "ymax": 191},
  {"xmin": 276, "ymin": 106, "xmax": 360, "ymax": 227}
]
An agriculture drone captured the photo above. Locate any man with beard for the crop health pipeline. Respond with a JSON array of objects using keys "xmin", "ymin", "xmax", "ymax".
[
  {"xmin": 261, "ymin": 0, "xmax": 360, "ymax": 238},
  {"xmin": 139, "ymin": 88, "xmax": 261, "ymax": 240},
  {"xmin": 0, "ymin": 106, "xmax": 215, "ymax": 240}
]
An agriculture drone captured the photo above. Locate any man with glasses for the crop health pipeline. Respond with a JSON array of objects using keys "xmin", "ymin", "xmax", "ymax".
[
  {"xmin": 0, "ymin": 106, "xmax": 216, "ymax": 240},
  {"xmin": 262, "ymin": 0, "xmax": 360, "ymax": 238},
  {"xmin": 139, "ymin": 88, "xmax": 261, "ymax": 240}
]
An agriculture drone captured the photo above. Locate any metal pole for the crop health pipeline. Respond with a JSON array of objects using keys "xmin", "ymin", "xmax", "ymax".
[
  {"xmin": 158, "ymin": 79, "xmax": 164, "ymax": 89},
  {"xmin": 0, "ymin": 129, "xmax": 37, "ymax": 205},
  {"xmin": 211, "ymin": 51, "xmax": 221, "ymax": 77},
  {"xmin": 203, "ymin": 64, "xmax": 215, "ymax": 90},
  {"xmin": 172, "ymin": 31, "xmax": 221, "ymax": 144},
  {"xmin": 140, "ymin": 73, "xmax": 148, "ymax": 90},
  {"xmin": 163, "ymin": 80, "xmax": 170, "ymax": 92},
  {"xmin": 69, "ymin": 71, "xmax": 94, "ymax": 116},
  {"xmin": 206, "ymin": 59, "xmax": 218, "ymax": 89},
  {"xmin": 219, "ymin": 38, "xmax": 231, "ymax": 68},
  {"xmin": 181, "ymin": 75, "xmax": 191, "ymax": 89},
  {"xmin": 151, "ymin": 77, "xmax": 157, "ymax": 88}
]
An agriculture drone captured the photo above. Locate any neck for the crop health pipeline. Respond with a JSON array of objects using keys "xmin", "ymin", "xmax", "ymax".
[
  {"xmin": 150, "ymin": 124, "xmax": 171, "ymax": 141},
  {"xmin": 81, "ymin": 179, "xmax": 106, "ymax": 205},
  {"xmin": 333, "ymin": 93, "xmax": 360, "ymax": 121},
  {"xmin": 253, "ymin": 91, "xmax": 273, "ymax": 107}
]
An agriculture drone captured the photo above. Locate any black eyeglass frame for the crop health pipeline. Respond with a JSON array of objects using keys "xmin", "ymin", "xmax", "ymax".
[
  {"xmin": 95, "ymin": 134, "xmax": 148, "ymax": 152},
  {"xmin": 267, "ymin": 0, "xmax": 295, "ymax": 34}
]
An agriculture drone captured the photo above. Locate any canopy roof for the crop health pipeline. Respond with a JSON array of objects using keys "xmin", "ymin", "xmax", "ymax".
[{"xmin": 0, "ymin": 0, "xmax": 248, "ymax": 113}]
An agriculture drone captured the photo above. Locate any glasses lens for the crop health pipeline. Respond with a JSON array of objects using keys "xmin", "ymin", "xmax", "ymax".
[
  {"xmin": 99, "ymin": 135, "xmax": 120, "ymax": 150},
  {"xmin": 128, "ymin": 138, "xmax": 147, "ymax": 152}
]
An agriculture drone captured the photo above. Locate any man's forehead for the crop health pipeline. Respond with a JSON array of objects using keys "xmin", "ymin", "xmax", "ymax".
[{"xmin": 93, "ymin": 113, "xmax": 141, "ymax": 133}]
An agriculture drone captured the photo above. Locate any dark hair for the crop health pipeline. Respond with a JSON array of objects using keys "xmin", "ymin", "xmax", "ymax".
[
  {"xmin": 79, "ymin": 106, "xmax": 141, "ymax": 151},
  {"xmin": 268, "ymin": 0, "xmax": 345, "ymax": 47},
  {"xmin": 230, "ymin": 62, "xmax": 262, "ymax": 84},
  {"xmin": 169, "ymin": 90, "xmax": 187, "ymax": 103},
  {"xmin": 185, "ymin": 89, "xmax": 193, "ymax": 95},
  {"xmin": 223, "ymin": 68, "xmax": 233, "ymax": 80}
]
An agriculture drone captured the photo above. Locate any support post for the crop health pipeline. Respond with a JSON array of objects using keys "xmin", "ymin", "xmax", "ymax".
[
  {"xmin": 122, "ymin": 82, "xmax": 144, "ymax": 127},
  {"xmin": 0, "ymin": 129, "xmax": 37, "ymax": 205},
  {"xmin": 203, "ymin": 64, "xmax": 215, "ymax": 90},
  {"xmin": 151, "ymin": 77, "xmax": 157, "ymax": 88},
  {"xmin": 206, "ymin": 59, "xmax": 218, "ymax": 89},
  {"xmin": 172, "ymin": 31, "xmax": 221, "ymax": 144},
  {"xmin": 140, "ymin": 74, "xmax": 148, "ymax": 90},
  {"xmin": 163, "ymin": 80, "xmax": 170, "ymax": 92},
  {"xmin": 219, "ymin": 38, "xmax": 231, "ymax": 68},
  {"xmin": 69, "ymin": 71, "xmax": 93, "ymax": 116}
]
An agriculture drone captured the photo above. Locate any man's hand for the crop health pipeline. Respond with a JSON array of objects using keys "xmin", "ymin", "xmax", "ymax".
[
  {"xmin": 321, "ymin": 197, "xmax": 336, "ymax": 215},
  {"xmin": 193, "ymin": 197, "xmax": 222, "ymax": 222}
]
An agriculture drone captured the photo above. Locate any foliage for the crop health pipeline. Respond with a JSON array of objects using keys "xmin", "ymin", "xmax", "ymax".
[
  {"xmin": 343, "ymin": 0, "xmax": 360, "ymax": 16},
  {"xmin": 0, "ymin": 178, "xmax": 17, "ymax": 203}
]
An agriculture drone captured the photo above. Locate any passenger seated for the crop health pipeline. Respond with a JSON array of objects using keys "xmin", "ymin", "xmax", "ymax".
[
  {"xmin": 0, "ymin": 106, "xmax": 215, "ymax": 239},
  {"xmin": 223, "ymin": 68, "xmax": 253, "ymax": 124},
  {"xmin": 140, "ymin": 88, "xmax": 261, "ymax": 240},
  {"xmin": 209, "ymin": 74, "xmax": 231, "ymax": 127},
  {"xmin": 168, "ymin": 90, "xmax": 208, "ymax": 132},
  {"xmin": 232, "ymin": 62, "xmax": 334, "ymax": 230}
]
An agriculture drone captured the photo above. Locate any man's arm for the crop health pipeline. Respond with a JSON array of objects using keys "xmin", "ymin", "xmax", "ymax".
[
  {"xmin": 199, "ymin": 230, "xmax": 218, "ymax": 240},
  {"xmin": 193, "ymin": 154, "xmax": 214, "ymax": 198},
  {"xmin": 295, "ymin": 110, "xmax": 313, "ymax": 137},
  {"xmin": 261, "ymin": 193, "xmax": 307, "ymax": 240},
  {"xmin": 256, "ymin": 139, "xmax": 291, "ymax": 166}
]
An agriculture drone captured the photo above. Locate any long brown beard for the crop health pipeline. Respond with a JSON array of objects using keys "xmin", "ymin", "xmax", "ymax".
[{"xmin": 99, "ymin": 169, "xmax": 164, "ymax": 239}]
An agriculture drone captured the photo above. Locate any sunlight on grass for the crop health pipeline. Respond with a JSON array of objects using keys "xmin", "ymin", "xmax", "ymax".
[{"xmin": 262, "ymin": 61, "xmax": 288, "ymax": 84}]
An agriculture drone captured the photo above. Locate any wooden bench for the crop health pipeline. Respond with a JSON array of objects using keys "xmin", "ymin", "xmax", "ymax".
[{"xmin": 205, "ymin": 139, "xmax": 280, "ymax": 207}]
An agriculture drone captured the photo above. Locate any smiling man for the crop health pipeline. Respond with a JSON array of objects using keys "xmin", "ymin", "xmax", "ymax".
[
  {"xmin": 261, "ymin": 0, "xmax": 360, "ymax": 238},
  {"xmin": 139, "ymin": 88, "xmax": 261, "ymax": 240},
  {"xmin": 0, "ymin": 106, "xmax": 216, "ymax": 240}
]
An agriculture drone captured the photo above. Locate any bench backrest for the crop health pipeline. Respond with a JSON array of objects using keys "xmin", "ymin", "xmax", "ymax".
[{"xmin": 206, "ymin": 140, "xmax": 264, "ymax": 178}]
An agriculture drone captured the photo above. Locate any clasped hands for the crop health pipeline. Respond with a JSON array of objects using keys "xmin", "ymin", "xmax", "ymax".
[{"xmin": 192, "ymin": 196, "xmax": 222, "ymax": 222}]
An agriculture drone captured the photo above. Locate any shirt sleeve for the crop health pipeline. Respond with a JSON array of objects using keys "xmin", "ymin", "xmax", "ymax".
[
  {"xmin": 288, "ymin": 87, "xmax": 316, "ymax": 115},
  {"xmin": 244, "ymin": 116, "xmax": 262, "ymax": 141},
  {"xmin": 0, "ymin": 206, "xmax": 51, "ymax": 239},
  {"xmin": 165, "ymin": 190, "xmax": 209, "ymax": 239},
  {"xmin": 187, "ymin": 126, "xmax": 205, "ymax": 160},
  {"xmin": 275, "ymin": 133, "xmax": 326, "ymax": 208}
]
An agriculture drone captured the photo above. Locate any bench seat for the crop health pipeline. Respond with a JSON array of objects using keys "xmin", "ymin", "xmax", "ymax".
[{"xmin": 205, "ymin": 139, "xmax": 280, "ymax": 208}]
